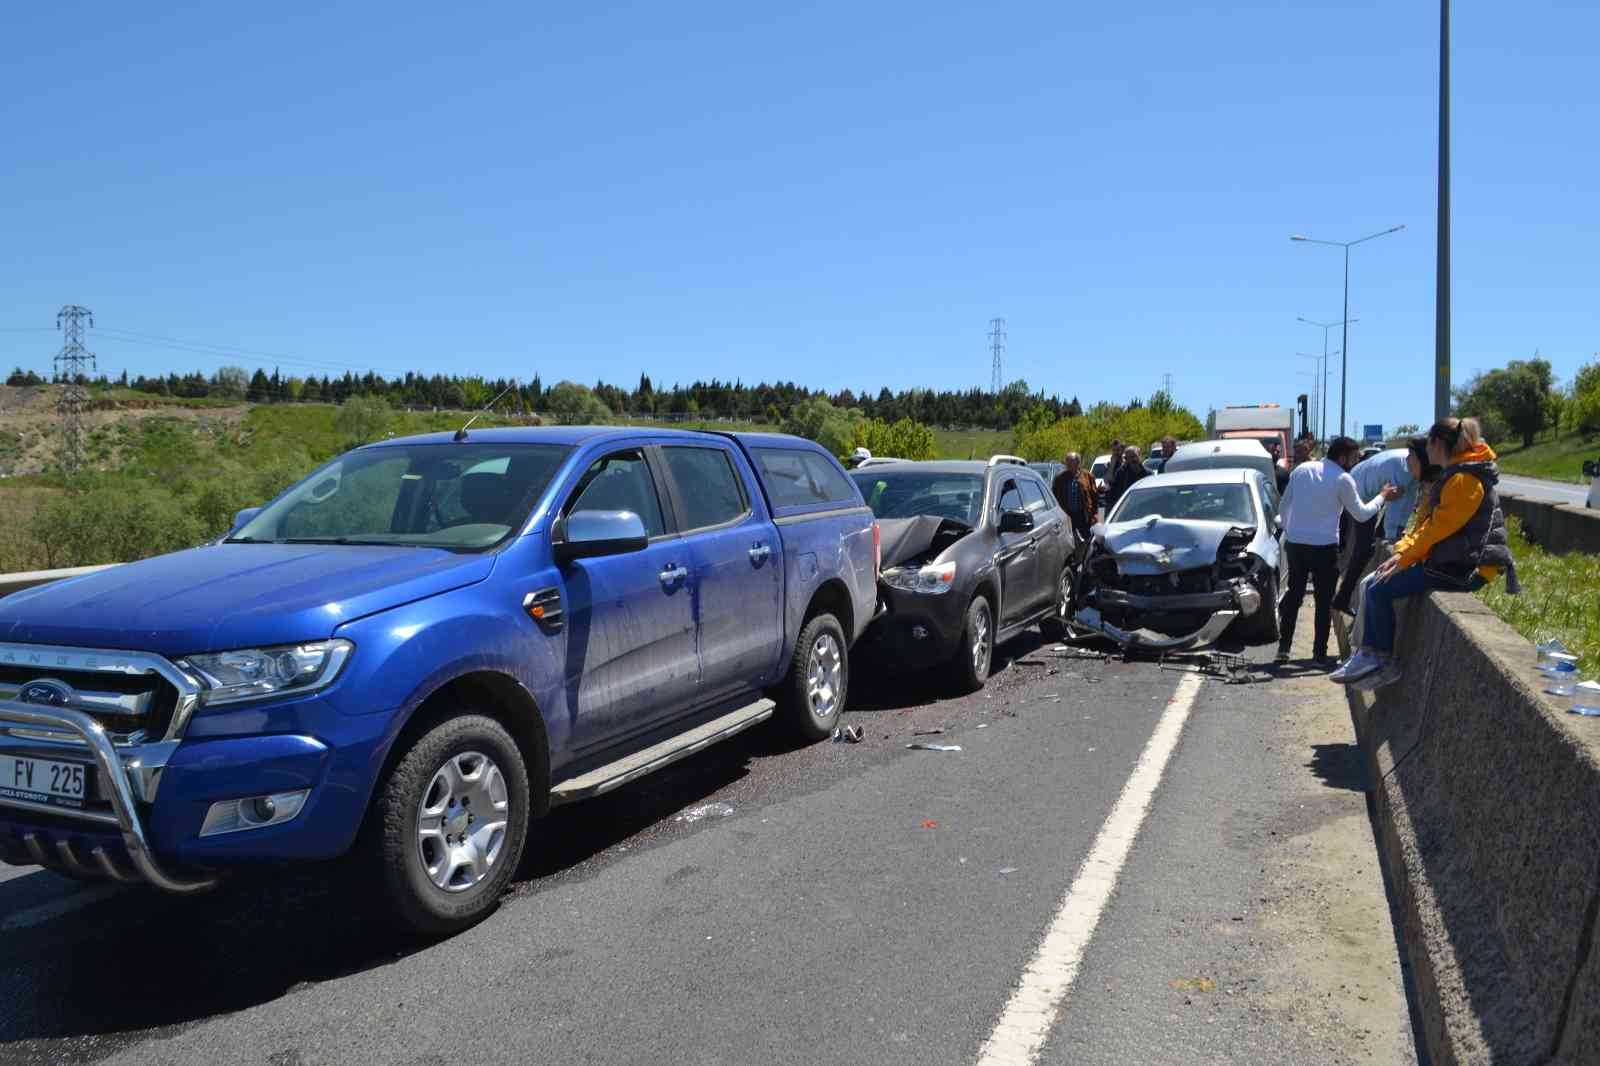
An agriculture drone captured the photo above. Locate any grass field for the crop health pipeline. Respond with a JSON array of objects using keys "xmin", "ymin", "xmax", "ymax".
[
  {"xmin": 1493, "ymin": 431, "xmax": 1600, "ymax": 483},
  {"xmin": 929, "ymin": 427, "xmax": 1013, "ymax": 460},
  {"xmin": 1479, "ymin": 519, "xmax": 1600, "ymax": 676}
]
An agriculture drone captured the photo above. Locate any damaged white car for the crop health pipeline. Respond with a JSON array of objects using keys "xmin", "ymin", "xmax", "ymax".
[{"xmin": 1072, "ymin": 467, "xmax": 1285, "ymax": 651}]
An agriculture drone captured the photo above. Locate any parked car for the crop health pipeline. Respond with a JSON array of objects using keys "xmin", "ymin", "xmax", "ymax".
[
  {"xmin": 1162, "ymin": 439, "xmax": 1280, "ymax": 505},
  {"xmin": 850, "ymin": 457, "xmax": 1077, "ymax": 691},
  {"xmin": 1029, "ymin": 460, "xmax": 1065, "ymax": 486},
  {"xmin": 1143, "ymin": 456, "xmax": 1167, "ymax": 476},
  {"xmin": 0, "ymin": 427, "xmax": 877, "ymax": 935},
  {"xmin": 1072, "ymin": 467, "xmax": 1284, "ymax": 651}
]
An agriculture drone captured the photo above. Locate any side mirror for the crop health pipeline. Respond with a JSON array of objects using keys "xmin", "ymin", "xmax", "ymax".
[
  {"xmin": 554, "ymin": 510, "xmax": 648, "ymax": 563},
  {"xmin": 1585, "ymin": 460, "xmax": 1598, "ymax": 479},
  {"xmin": 999, "ymin": 508, "xmax": 1034, "ymax": 534},
  {"xmin": 232, "ymin": 507, "xmax": 262, "ymax": 531}
]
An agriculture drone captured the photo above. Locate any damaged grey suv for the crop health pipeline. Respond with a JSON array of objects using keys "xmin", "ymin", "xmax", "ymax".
[
  {"xmin": 851, "ymin": 458, "xmax": 1077, "ymax": 692},
  {"xmin": 1073, "ymin": 467, "xmax": 1285, "ymax": 651}
]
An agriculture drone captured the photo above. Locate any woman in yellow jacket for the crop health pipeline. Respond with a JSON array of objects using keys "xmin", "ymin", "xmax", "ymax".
[{"xmin": 1331, "ymin": 417, "xmax": 1519, "ymax": 689}]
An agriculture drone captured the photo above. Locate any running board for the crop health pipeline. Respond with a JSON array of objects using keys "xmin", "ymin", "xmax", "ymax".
[{"xmin": 549, "ymin": 698, "xmax": 775, "ymax": 805}]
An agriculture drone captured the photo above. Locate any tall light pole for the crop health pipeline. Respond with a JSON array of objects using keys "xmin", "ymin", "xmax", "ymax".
[
  {"xmin": 1295, "ymin": 352, "xmax": 1335, "ymax": 439},
  {"xmin": 1298, "ymin": 315, "xmax": 1354, "ymax": 442},
  {"xmin": 1291, "ymin": 225, "xmax": 1405, "ymax": 438},
  {"xmin": 1436, "ymin": 0, "xmax": 1451, "ymax": 421}
]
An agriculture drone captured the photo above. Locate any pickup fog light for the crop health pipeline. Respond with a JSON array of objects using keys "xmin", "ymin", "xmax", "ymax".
[
  {"xmin": 200, "ymin": 790, "xmax": 310, "ymax": 837},
  {"xmin": 181, "ymin": 639, "xmax": 354, "ymax": 707},
  {"xmin": 882, "ymin": 561, "xmax": 957, "ymax": 594}
]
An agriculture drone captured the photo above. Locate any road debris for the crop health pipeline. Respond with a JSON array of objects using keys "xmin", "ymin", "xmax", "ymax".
[
  {"xmin": 906, "ymin": 743, "xmax": 963, "ymax": 752},
  {"xmin": 832, "ymin": 724, "xmax": 864, "ymax": 743},
  {"xmin": 1169, "ymin": 976, "xmax": 1217, "ymax": 994},
  {"xmin": 998, "ymin": 866, "xmax": 1018, "ymax": 875},
  {"xmin": 921, "ymin": 819, "xmax": 939, "ymax": 829},
  {"xmin": 911, "ymin": 727, "xmax": 946, "ymax": 736},
  {"xmin": 676, "ymin": 802, "xmax": 736, "ymax": 824}
]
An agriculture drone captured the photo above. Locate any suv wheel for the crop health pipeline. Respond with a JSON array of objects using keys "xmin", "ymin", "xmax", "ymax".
[
  {"xmin": 1040, "ymin": 565, "xmax": 1075, "ymax": 640},
  {"xmin": 777, "ymin": 612, "xmax": 848, "ymax": 741},
  {"xmin": 949, "ymin": 594, "xmax": 994, "ymax": 693},
  {"xmin": 366, "ymin": 714, "xmax": 531, "ymax": 936}
]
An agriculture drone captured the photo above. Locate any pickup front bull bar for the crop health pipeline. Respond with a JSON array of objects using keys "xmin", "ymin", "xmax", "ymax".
[{"xmin": 0, "ymin": 699, "xmax": 217, "ymax": 893}]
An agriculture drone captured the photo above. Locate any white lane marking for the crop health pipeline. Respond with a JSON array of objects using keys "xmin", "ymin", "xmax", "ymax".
[
  {"xmin": 1, "ymin": 883, "xmax": 119, "ymax": 932},
  {"xmin": 975, "ymin": 671, "xmax": 1205, "ymax": 1066}
]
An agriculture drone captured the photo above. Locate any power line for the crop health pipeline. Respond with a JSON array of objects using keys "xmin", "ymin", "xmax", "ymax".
[
  {"xmin": 53, "ymin": 305, "xmax": 96, "ymax": 474},
  {"xmin": 92, "ymin": 327, "xmax": 379, "ymax": 375},
  {"xmin": 989, "ymin": 317, "xmax": 1006, "ymax": 394}
]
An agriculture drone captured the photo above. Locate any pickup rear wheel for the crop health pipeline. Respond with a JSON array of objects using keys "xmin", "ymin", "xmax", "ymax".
[
  {"xmin": 949, "ymin": 594, "xmax": 995, "ymax": 693},
  {"xmin": 777, "ymin": 612, "xmax": 848, "ymax": 742},
  {"xmin": 367, "ymin": 714, "xmax": 530, "ymax": 936}
]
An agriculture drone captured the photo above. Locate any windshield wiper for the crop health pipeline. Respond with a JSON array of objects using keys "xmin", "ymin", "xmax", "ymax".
[{"xmin": 277, "ymin": 536, "xmax": 415, "ymax": 547}]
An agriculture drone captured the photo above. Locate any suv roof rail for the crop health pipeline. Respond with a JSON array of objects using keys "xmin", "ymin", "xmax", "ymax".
[{"xmin": 987, "ymin": 454, "xmax": 1029, "ymax": 468}]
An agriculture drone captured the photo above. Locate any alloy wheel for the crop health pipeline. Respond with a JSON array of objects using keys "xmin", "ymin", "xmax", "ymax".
[
  {"xmin": 807, "ymin": 632, "xmax": 844, "ymax": 719},
  {"xmin": 415, "ymin": 751, "xmax": 510, "ymax": 893}
]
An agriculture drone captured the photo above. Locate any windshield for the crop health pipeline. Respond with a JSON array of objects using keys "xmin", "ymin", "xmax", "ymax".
[
  {"xmin": 850, "ymin": 471, "xmax": 984, "ymax": 526},
  {"xmin": 231, "ymin": 443, "xmax": 571, "ymax": 550},
  {"xmin": 1111, "ymin": 482, "xmax": 1256, "ymax": 526}
]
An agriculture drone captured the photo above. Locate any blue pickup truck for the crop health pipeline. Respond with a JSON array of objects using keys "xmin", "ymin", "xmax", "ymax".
[{"xmin": 0, "ymin": 427, "xmax": 877, "ymax": 933}]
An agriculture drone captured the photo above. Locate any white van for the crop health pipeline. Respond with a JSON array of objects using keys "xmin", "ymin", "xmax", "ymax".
[{"xmin": 1162, "ymin": 439, "xmax": 1281, "ymax": 504}]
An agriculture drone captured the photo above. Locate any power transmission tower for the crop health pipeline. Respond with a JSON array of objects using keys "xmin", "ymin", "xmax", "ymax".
[
  {"xmin": 53, "ymin": 305, "xmax": 96, "ymax": 474},
  {"xmin": 989, "ymin": 317, "xmax": 1006, "ymax": 394},
  {"xmin": 1161, "ymin": 372, "xmax": 1174, "ymax": 396}
]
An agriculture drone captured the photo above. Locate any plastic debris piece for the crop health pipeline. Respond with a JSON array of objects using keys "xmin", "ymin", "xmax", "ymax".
[
  {"xmin": 832, "ymin": 724, "xmax": 864, "ymax": 743},
  {"xmin": 977, "ymin": 723, "xmax": 988, "ymax": 729},
  {"xmin": 921, "ymin": 819, "xmax": 939, "ymax": 829},
  {"xmin": 906, "ymin": 743, "xmax": 963, "ymax": 752},
  {"xmin": 912, "ymin": 727, "xmax": 946, "ymax": 736},
  {"xmin": 676, "ymin": 801, "xmax": 736, "ymax": 824},
  {"xmin": 998, "ymin": 867, "xmax": 1018, "ymax": 875}
]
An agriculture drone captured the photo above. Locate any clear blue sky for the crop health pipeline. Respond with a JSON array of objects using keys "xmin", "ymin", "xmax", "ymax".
[{"xmin": 3, "ymin": 0, "xmax": 1597, "ymax": 436}]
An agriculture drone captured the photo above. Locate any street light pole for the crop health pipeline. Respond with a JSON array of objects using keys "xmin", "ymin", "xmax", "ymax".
[
  {"xmin": 1298, "ymin": 316, "xmax": 1353, "ymax": 442},
  {"xmin": 1291, "ymin": 225, "xmax": 1405, "ymax": 439},
  {"xmin": 1436, "ymin": 0, "xmax": 1451, "ymax": 421}
]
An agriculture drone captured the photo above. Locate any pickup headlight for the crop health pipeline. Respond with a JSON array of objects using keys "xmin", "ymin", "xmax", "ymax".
[
  {"xmin": 882, "ymin": 561, "xmax": 957, "ymax": 594},
  {"xmin": 182, "ymin": 640, "xmax": 354, "ymax": 706}
]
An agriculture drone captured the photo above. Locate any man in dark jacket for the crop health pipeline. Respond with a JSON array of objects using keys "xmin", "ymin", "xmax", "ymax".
[{"xmin": 1105, "ymin": 445, "xmax": 1148, "ymax": 511}]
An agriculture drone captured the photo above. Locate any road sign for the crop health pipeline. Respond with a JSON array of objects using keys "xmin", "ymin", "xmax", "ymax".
[{"xmin": 1363, "ymin": 424, "xmax": 1384, "ymax": 443}]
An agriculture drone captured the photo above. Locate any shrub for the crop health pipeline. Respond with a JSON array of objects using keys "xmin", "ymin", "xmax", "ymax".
[{"xmin": 853, "ymin": 418, "xmax": 937, "ymax": 461}]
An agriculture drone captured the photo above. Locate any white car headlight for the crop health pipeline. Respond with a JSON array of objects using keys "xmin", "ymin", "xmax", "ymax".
[
  {"xmin": 882, "ymin": 561, "xmax": 957, "ymax": 594},
  {"xmin": 182, "ymin": 640, "xmax": 354, "ymax": 706}
]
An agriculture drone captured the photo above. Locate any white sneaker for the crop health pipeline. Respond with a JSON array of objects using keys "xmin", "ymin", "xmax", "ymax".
[
  {"xmin": 1353, "ymin": 661, "xmax": 1403, "ymax": 691},
  {"xmin": 1329, "ymin": 649, "xmax": 1381, "ymax": 685}
]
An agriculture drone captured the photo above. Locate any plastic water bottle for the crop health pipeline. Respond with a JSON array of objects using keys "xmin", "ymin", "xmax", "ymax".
[
  {"xmin": 1570, "ymin": 681, "xmax": 1600, "ymax": 718},
  {"xmin": 1538, "ymin": 637, "xmax": 1571, "ymax": 668},
  {"xmin": 1541, "ymin": 652, "xmax": 1580, "ymax": 678}
]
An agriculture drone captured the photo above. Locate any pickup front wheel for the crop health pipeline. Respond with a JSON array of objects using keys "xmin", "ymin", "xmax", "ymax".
[
  {"xmin": 367, "ymin": 714, "xmax": 531, "ymax": 936},
  {"xmin": 777, "ymin": 612, "xmax": 849, "ymax": 742}
]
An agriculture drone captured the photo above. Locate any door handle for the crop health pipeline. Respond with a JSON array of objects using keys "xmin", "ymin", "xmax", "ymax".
[
  {"xmin": 659, "ymin": 565, "xmax": 688, "ymax": 586},
  {"xmin": 748, "ymin": 544, "xmax": 771, "ymax": 564}
]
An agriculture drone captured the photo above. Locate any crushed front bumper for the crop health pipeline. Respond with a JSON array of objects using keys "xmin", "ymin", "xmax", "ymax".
[
  {"xmin": 1073, "ymin": 580, "xmax": 1263, "ymax": 652},
  {"xmin": 0, "ymin": 699, "xmax": 217, "ymax": 893}
]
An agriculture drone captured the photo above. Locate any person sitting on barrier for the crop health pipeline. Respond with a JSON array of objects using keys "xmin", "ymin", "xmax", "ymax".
[
  {"xmin": 1332, "ymin": 436, "xmax": 1429, "ymax": 616},
  {"xmin": 1330, "ymin": 417, "xmax": 1519, "ymax": 690},
  {"xmin": 1345, "ymin": 440, "xmax": 1442, "ymax": 649}
]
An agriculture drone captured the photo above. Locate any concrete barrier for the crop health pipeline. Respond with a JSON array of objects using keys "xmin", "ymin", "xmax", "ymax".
[
  {"xmin": 0, "ymin": 564, "xmax": 118, "ymax": 598},
  {"xmin": 1500, "ymin": 491, "xmax": 1600, "ymax": 555},
  {"xmin": 1345, "ymin": 589, "xmax": 1600, "ymax": 1064}
]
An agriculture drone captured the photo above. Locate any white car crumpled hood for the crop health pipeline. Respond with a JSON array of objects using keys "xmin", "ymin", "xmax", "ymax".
[{"xmin": 1092, "ymin": 516, "xmax": 1243, "ymax": 574}]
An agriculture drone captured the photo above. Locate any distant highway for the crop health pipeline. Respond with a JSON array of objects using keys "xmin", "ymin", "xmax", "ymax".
[{"xmin": 1499, "ymin": 473, "xmax": 1590, "ymax": 507}]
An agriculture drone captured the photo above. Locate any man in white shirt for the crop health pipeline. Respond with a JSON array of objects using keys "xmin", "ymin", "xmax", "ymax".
[{"xmin": 1276, "ymin": 436, "xmax": 1400, "ymax": 665}]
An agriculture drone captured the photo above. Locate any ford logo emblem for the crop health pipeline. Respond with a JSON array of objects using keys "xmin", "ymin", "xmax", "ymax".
[{"xmin": 18, "ymin": 679, "xmax": 73, "ymax": 706}]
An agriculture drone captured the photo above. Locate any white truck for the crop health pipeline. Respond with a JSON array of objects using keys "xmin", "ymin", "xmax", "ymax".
[{"xmin": 1208, "ymin": 404, "xmax": 1294, "ymax": 463}]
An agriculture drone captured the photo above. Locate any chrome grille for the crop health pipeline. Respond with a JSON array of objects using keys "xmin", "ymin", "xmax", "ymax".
[{"xmin": 0, "ymin": 643, "xmax": 199, "ymax": 744}]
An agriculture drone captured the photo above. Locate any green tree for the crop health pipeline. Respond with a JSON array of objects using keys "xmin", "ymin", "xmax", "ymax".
[
  {"xmin": 543, "ymin": 381, "xmax": 612, "ymax": 424},
  {"xmin": 335, "ymin": 395, "xmax": 392, "ymax": 444},
  {"xmin": 211, "ymin": 366, "xmax": 249, "ymax": 399},
  {"xmin": 1565, "ymin": 361, "xmax": 1600, "ymax": 434},
  {"xmin": 1455, "ymin": 358, "xmax": 1556, "ymax": 447},
  {"xmin": 853, "ymin": 418, "xmax": 937, "ymax": 461}
]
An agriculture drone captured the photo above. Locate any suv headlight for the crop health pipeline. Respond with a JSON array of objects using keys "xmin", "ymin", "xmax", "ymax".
[
  {"xmin": 181, "ymin": 639, "xmax": 354, "ymax": 707},
  {"xmin": 882, "ymin": 561, "xmax": 957, "ymax": 594}
]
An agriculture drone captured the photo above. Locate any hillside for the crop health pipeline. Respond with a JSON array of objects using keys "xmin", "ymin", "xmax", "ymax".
[{"xmin": 1493, "ymin": 430, "xmax": 1600, "ymax": 483}]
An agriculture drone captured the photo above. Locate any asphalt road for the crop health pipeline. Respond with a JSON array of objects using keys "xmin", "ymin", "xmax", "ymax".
[
  {"xmin": 0, "ymin": 615, "xmax": 1419, "ymax": 1066},
  {"xmin": 1499, "ymin": 473, "xmax": 1591, "ymax": 507}
]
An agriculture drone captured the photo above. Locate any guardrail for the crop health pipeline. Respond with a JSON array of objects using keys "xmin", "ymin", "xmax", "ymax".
[
  {"xmin": 1342, "ymin": 584, "xmax": 1600, "ymax": 1064},
  {"xmin": 0, "ymin": 564, "xmax": 120, "ymax": 598},
  {"xmin": 1500, "ymin": 491, "xmax": 1600, "ymax": 555}
]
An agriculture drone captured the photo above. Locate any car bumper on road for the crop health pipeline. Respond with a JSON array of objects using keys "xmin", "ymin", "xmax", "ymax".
[
  {"xmin": 0, "ymin": 697, "xmax": 393, "ymax": 890},
  {"xmin": 1075, "ymin": 579, "xmax": 1262, "ymax": 652}
]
